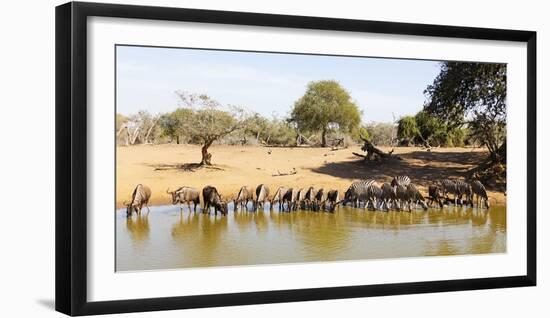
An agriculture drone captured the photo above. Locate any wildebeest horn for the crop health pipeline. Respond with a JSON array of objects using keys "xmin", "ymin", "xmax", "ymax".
[
  {"xmin": 166, "ymin": 188, "xmax": 172, "ymax": 194},
  {"xmin": 122, "ymin": 201, "xmax": 128, "ymax": 206}
]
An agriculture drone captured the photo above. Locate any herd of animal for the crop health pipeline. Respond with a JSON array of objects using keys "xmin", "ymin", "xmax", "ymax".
[{"xmin": 123, "ymin": 176, "xmax": 491, "ymax": 217}]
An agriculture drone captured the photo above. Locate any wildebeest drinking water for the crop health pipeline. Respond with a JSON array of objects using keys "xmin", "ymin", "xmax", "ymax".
[
  {"xmin": 271, "ymin": 186, "xmax": 288, "ymax": 211},
  {"xmin": 125, "ymin": 184, "xmax": 151, "ymax": 217},
  {"xmin": 282, "ymin": 188, "xmax": 298, "ymax": 212},
  {"xmin": 167, "ymin": 186, "xmax": 200, "ymax": 213},
  {"xmin": 202, "ymin": 185, "xmax": 228, "ymax": 215},
  {"xmin": 325, "ymin": 190, "xmax": 340, "ymax": 212},
  {"xmin": 254, "ymin": 184, "xmax": 270, "ymax": 211},
  {"xmin": 427, "ymin": 185, "xmax": 444, "ymax": 208},
  {"xmin": 233, "ymin": 186, "xmax": 254, "ymax": 211}
]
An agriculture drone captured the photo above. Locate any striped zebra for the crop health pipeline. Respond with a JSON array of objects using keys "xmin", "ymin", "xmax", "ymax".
[
  {"xmin": 366, "ymin": 183, "xmax": 383, "ymax": 210},
  {"xmin": 391, "ymin": 175, "xmax": 411, "ymax": 188},
  {"xmin": 441, "ymin": 179, "xmax": 472, "ymax": 206},
  {"xmin": 343, "ymin": 179, "xmax": 376, "ymax": 208},
  {"xmin": 470, "ymin": 180, "xmax": 490, "ymax": 209},
  {"xmin": 455, "ymin": 180, "xmax": 473, "ymax": 206},
  {"xmin": 381, "ymin": 183, "xmax": 398, "ymax": 211},
  {"xmin": 406, "ymin": 184, "xmax": 428, "ymax": 211},
  {"xmin": 395, "ymin": 184, "xmax": 409, "ymax": 211},
  {"xmin": 440, "ymin": 179, "xmax": 458, "ymax": 204}
]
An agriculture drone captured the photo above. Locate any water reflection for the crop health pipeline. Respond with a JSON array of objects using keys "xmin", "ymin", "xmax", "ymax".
[
  {"xmin": 116, "ymin": 204, "xmax": 506, "ymax": 271},
  {"xmin": 125, "ymin": 213, "xmax": 150, "ymax": 244}
]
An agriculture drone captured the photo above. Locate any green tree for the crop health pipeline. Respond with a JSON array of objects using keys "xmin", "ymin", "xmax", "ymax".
[
  {"xmin": 397, "ymin": 116, "xmax": 420, "ymax": 145},
  {"xmin": 290, "ymin": 80, "xmax": 361, "ymax": 147},
  {"xmin": 175, "ymin": 91, "xmax": 248, "ymax": 165},
  {"xmin": 424, "ymin": 62, "xmax": 506, "ymax": 161},
  {"xmin": 159, "ymin": 108, "xmax": 194, "ymax": 144}
]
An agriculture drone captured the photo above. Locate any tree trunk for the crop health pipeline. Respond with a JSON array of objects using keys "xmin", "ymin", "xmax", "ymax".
[
  {"xmin": 143, "ymin": 117, "xmax": 159, "ymax": 144},
  {"xmin": 200, "ymin": 140, "xmax": 214, "ymax": 165},
  {"xmin": 176, "ymin": 135, "xmax": 180, "ymax": 144},
  {"xmin": 321, "ymin": 128, "xmax": 327, "ymax": 147}
]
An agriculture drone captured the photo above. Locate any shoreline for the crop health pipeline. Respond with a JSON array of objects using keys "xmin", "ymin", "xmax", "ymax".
[{"xmin": 116, "ymin": 144, "xmax": 506, "ymax": 208}]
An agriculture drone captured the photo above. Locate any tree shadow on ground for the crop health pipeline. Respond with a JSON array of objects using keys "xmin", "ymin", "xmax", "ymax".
[
  {"xmin": 311, "ymin": 150, "xmax": 487, "ymax": 188},
  {"xmin": 147, "ymin": 163, "xmax": 226, "ymax": 172}
]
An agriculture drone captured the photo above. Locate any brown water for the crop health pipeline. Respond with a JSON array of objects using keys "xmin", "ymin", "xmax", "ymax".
[{"xmin": 116, "ymin": 204, "xmax": 506, "ymax": 271}]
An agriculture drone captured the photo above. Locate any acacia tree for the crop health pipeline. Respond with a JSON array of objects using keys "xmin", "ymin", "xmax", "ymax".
[
  {"xmin": 175, "ymin": 91, "xmax": 247, "ymax": 165},
  {"xmin": 290, "ymin": 80, "xmax": 361, "ymax": 147},
  {"xmin": 424, "ymin": 62, "xmax": 506, "ymax": 162}
]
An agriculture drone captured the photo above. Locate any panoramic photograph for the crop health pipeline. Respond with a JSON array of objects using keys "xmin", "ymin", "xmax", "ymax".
[{"xmin": 115, "ymin": 45, "xmax": 507, "ymax": 272}]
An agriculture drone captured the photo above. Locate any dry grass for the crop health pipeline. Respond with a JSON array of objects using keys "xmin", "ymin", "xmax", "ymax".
[{"xmin": 116, "ymin": 144, "xmax": 506, "ymax": 208}]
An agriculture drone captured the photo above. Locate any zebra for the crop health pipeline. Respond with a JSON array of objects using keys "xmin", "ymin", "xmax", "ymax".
[
  {"xmin": 343, "ymin": 179, "xmax": 376, "ymax": 208},
  {"xmin": 406, "ymin": 184, "xmax": 428, "ymax": 211},
  {"xmin": 455, "ymin": 180, "xmax": 473, "ymax": 207},
  {"xmin": 381, "ymin": 183, "xmax": 398, "ymax": 211},
  {"xmin": 125, "ymin": 184, "xmax": 152, "ymax": 217},
  {"xmin": 440, "ymin": 179, "xmax": 458, "ymax": 205},
  {"xmin": 366, "ymin": 183, "xmax": 383, "ymax": 210},
  {"xmin": 470, "ymin": 180, "xmax": 490, "ymax": 209},
  {"xmin": 395, "ymin": 184, "xmax": 409, "ymax": 211},
  {"xmin": 391, "ymin": 175, "xmax": 411, "ymax": 188}
]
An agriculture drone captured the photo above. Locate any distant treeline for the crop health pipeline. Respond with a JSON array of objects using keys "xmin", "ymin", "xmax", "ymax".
[{"xmin": 117, "ymin": 61, "xmax": 507, "ymax": 166}]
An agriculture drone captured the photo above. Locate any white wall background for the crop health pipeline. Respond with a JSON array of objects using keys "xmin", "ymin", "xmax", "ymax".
[{"xmin": 0, "ymin": 0, "xmax": 546, "ymax": 317}]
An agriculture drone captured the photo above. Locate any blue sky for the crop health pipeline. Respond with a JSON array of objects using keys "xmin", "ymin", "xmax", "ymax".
[{"xmin": 116, "ymin": 45, "xmax": 441, "ymax": 123}]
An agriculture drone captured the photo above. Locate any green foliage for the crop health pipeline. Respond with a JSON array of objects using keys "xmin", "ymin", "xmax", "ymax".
[
  {"xmin": 397, "ymin": 116, "xmax": 419, "ymax": 144},
  {"xmin": 159, "ymin": 108, "xmax": 194, "ymax": 144},
  {"xmin": 290, "ymin": 80, "xmax": 361, "ymax": 147},
  {"xmin": 424, "ymin": 62, "xmax": 506, "ymax": 158}
]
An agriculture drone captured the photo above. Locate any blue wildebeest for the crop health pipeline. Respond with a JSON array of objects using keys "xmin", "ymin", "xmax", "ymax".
[
  {"xmin": 234, "ymin": 186, "xmax": 254, "ymax": 211},
  {"xmin": 313, "ymin": 188, "xmax": 327, "ymax": 211},
  {"xmin": 282, "ymin": 188, "xmax": 298, "ymax": 212},
  {"xmin": 202, "ymin": 185, "xmax": 228, "ymax": 215},
  {"xmin": 325, "ymin": 190, "xmax": 340, "ymax": 212},
  {"xmin": 304, "ymin": 186, "xmax": 317, "ymax": 210},
  {"xmin": 125, "ymin": 184, "xmax": 151, "ymax": 217},
  {"xmin": 254, "ymin": 184, "xmax": 270, "ymax": 211},
  {"xmin": 427, "ymin": 185, "xmax": 444, "ymax": 208},
  {"xmin": 296, "ymin": 188, "xmax": 307, "ymax": 210},
  {"xmin": 271, "ymin": 186, "xmax": 288, "ymax": 211},
  {"xmin": 167, "ymin": 186, "xmax": 200, "ymax": 213}
]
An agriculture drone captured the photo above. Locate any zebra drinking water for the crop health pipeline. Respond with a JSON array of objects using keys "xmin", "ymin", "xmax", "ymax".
[{"xmin": 470, "ymin": 180, "xmax": 490, "ymax": 209}]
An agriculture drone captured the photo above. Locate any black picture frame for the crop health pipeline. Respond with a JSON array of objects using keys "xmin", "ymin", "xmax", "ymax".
[{"xmin": 55, "ymin": 1, "xmax": 537, "ymax": 316}]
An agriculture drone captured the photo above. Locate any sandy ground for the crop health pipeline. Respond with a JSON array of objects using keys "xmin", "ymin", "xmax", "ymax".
[{"xmin": 116, "ymin": 144, "xmax": 506, "ymax": 208}]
